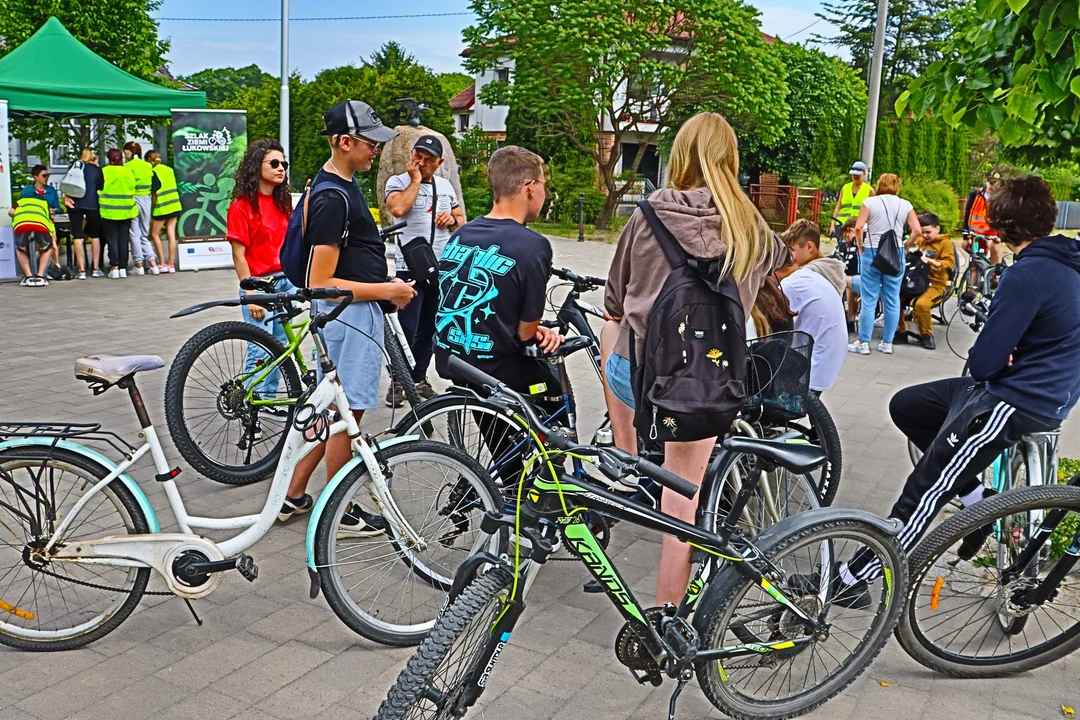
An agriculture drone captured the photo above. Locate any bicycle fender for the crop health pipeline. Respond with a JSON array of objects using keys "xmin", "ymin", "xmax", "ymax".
[
  {"xmin": 170, "ymin": 298, "xmax": 243, "ymax": 318},
  {"xmin": 304, "ymin": 435, "xmax": 421, "ymax": 572},
  {"xmin": 0, "ymin": 438, "xmax": 161, "ymax": 533}
]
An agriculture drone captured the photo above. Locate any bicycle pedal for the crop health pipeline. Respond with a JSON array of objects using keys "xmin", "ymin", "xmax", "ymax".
[{"xmin": 235, "ymin": 554, "xmax": 259, "ymax": 582}]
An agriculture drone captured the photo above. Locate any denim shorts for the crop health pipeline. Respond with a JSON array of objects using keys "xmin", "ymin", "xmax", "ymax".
[
  {"xmin": 605, "ymin": 353, "xmax": 635, "ymax": 409},
  {"xmin": 315, "ymin": 299, "xmax": 384, "ymax": 411}
]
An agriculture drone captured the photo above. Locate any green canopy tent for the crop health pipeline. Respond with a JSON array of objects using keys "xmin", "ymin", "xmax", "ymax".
[{"xmin": 0, "ymin": 16, "xmax": 206, "ymax": 117}]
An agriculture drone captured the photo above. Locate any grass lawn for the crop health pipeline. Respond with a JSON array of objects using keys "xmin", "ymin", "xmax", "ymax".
[{"xmin": 531, "ymin": 216, "xmax": 628, "ymax": 243}]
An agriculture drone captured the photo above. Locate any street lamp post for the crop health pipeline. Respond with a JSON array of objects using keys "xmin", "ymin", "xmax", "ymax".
[
  {"xmin": 861, "ymin": 0, "xmax": 888, "ymax": 177},
  {"xmin": 280, "ymin": 0, "xmax": 290, "ymax": 160}
]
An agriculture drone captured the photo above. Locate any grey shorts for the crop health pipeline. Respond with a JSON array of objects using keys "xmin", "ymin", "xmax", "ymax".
[
  {"xmin": 315, "ymin": 300, "xmax": 385, "ymax": 411},
  {"xmin": 14, "ymin": 231, "xmax": 51, "ymax": 252}
]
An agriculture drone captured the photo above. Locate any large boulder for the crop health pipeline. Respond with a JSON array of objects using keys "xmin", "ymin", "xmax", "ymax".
[{"xmin": 376, "ymin": 125, "xmax": 463, "ymax": 225}]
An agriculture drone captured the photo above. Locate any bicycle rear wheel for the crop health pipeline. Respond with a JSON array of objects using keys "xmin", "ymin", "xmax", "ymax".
[
  {"xmin": 315, "ymin": 441, "xmax": 506, "ymax": 646},
  {"xmin": 773, "ymin": 394, "xmax": 842, "ymax": 506},
  {"xmin": 384, "ymin": 316, "xmax": 423, "ymax": 410},
  {"xmin": 165, "ymin": 321, "xmax": 303, "ymax": 485},
  {"xmin": 898, "ymin": 485, "xmax": 1080, "ymax": 677},
  {"xmin": 694, "ymin": 518, "xmax": 906, "ymax": 719},
  {"xmin": 375, "ymin": 566, "xmax": 513, "ymax": 719},
  {"xmin": 0, "ymin": 447, "xmax": 151, "ymax": 651}
]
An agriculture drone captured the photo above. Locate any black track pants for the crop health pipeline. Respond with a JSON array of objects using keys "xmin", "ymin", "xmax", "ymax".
[{"xmin": 846, "ymin": 377, "xmax": 1058, "ymax": 581}]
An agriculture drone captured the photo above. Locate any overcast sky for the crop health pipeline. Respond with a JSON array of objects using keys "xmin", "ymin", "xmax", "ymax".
[{"xmin": 155, "ymin": 0, "xmax": 843, "ymax": 79}]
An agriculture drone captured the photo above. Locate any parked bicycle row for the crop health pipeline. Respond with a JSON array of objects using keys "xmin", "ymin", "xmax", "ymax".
[{"xmin": 2, "ymin": 100, "xmax": 1079, "ymax": 720}]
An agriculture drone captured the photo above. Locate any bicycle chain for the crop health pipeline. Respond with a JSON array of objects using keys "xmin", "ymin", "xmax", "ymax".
[{"xmin": 30, "ymin": 562, "xmax": 173, "ymax": 596}]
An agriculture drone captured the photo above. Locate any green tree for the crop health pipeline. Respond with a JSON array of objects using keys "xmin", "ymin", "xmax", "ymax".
[
  {"xmin": 816, "ymin": 0, "xmax": 950, "ymax": 112},
  {"xmin": 464, "ymin": 0, "xmax": 789, "ymax": 228},
  {"xmin": 897, "ymin": 0, "xmax": 1080, "ymax": 161},
  {"xmin": 181, "ymin": 64, "xmax": 275, "ymax": 105},
  {"xmin": 738, "ymin": 42, "xmax": 867, "ymax": 181},
  {"xmin": 0, "ymin": 0, "xmax": 172, "ymax": 162},
  {"xmin": 439, "ymin": 72, "xmax": 474, "ymax": 102}
]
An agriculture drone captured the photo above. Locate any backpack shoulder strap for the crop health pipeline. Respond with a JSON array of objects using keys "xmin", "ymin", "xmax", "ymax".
[
  {"xmin": 637, "ymin": 200, "xmax": 686, "ymax": 271},
  {"xmin": 305, "ymin": 180, "xmax": 352, "ymax": 241}
]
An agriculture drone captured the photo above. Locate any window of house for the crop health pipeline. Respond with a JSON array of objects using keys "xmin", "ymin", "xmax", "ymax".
[
  {"xmin": 458, "ymin": 113, "xmax": 470, "ymax": 132},
  {"xmin": 495, "ymin": 67, "xmax": 510, "ymax": 83}
]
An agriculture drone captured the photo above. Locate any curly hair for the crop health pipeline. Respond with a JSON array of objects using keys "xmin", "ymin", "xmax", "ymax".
[
  {"xmin": 988, "ymin": 175, "xmax": 1056, "ymax": 246},
  {"xmin": 232, "ymin": 139, "xmax": 293, "ymax": 218}
]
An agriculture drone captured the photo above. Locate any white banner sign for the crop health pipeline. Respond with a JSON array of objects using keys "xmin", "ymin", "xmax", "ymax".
[{"xmin": 0, "ymin": 99, "xmax": 14, "ymax": 281}]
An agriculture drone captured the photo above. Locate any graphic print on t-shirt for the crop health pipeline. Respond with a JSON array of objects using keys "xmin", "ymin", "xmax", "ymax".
[{"xmin": 437, "ymin": 235, "xmax": 516, "ymax": 358}]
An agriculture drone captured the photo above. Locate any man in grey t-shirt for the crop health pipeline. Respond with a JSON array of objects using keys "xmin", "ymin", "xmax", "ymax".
[{"xmin": 385, "ymin": 135, "xmax": 466, "ymax": 405}]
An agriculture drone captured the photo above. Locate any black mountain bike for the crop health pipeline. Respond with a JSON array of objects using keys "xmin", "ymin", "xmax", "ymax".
[{"xmin": 375, "ymin": 356, "xmax": 907, "ymax": 720}]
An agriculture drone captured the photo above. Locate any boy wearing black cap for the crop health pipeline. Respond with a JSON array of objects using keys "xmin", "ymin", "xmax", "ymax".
[
  {"xmin": 280, "ymin": 100, "xmax": 417, "ymax": 530},
  {"xmin": 384, "ymin": 135, "xmax": 467, "ymax": 406}
]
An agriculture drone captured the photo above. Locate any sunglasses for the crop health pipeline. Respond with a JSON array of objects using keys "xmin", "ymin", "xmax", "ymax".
[
  {"xmin": 350, "ymin": 135, "xmax": 381, "ymax": 152},
  {"xmin": 37, "ymin": 173, "xmax": 49, "ymax": 179},
  {"xmin": 265, "ymin": 159, "xmax": 289, "ymax": 171}
]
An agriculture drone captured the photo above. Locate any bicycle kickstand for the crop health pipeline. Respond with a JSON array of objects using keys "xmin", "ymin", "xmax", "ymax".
[{"xmin": 667, "ymin": 668, "xmax": 692, "ymax": 720}]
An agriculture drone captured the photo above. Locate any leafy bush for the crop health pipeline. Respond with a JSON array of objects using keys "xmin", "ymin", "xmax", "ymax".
[
  {"xmin": 902, "ymin": 179, "xmax": 960, "ymax": 233},
  {"xmin": 546, "ymin": 161, "xmax": 606, "ymax": 224},
  {"xmin": 1058, "ymin": 457, "xmax": 1080, "ymax": 482},
  {"xmin": 1038, "ymin": 162, "xmax": 1080, "ymax": 203}
]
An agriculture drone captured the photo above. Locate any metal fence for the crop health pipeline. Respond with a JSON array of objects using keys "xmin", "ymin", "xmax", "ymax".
[
  {"xmin": 747, "ymin": 185, "xmax": 823, "ymax": 231},
  {"xmin": 1058, "ymin": 201, "xmax": 1080, "ymax": 230}
]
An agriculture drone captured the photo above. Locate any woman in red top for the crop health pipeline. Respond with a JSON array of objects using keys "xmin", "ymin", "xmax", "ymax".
[{"xmin": 226, "ymin": 139, "xmax": 294, "ymax": 403}]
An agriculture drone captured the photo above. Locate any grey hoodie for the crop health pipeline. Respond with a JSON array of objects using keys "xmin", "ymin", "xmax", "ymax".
[
  {"xmin": 605, "ymin": 187, "xmax": 788, "ymax": 359},
  {"xmin": 802, "ymin": 257, "xmax": 847, "ymax": 297}
]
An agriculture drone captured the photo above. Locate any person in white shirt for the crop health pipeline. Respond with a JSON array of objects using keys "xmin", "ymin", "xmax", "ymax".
[
  {"xmin": 776, "ymin": 220, "xmax": 848, "ymax": 393},
  {"xmin": 384, "ymin": 135, "xmax": 467, "ymax": 406},
  {"xmin": 849, "ymin": 173, "xmax": 922, "ymax": 355}
]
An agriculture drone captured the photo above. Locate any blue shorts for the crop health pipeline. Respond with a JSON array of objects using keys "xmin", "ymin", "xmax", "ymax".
[
  {"xmin": 850, "ymin": 274, "xmax": 861, "ymax": 294},
  {"xmin": 605, "ymin": 353, "xmax": 635, "ymax": 409},
  {"xmin": 315, "ymin": 300, "xmax": 384, "ymax": 411}
]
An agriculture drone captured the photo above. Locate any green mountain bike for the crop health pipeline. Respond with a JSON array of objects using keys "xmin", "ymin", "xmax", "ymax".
[{"xmin": 375, "ymin": 357, "xmax": 908, "ymax": 720}]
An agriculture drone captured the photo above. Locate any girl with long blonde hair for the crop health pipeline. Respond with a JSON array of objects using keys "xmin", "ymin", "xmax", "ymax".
[{"xmin": 601, "ymin": 111, "xmax": 787, "ymax": 603}]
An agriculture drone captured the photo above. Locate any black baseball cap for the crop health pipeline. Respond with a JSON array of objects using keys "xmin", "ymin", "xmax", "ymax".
[
  {"xmin": 321, "ymin": 100, "xmax": 399, "ymax": 142},
  {"xmin": 412, "ymin": 135, "xmax": 444, "ymax": 158}
]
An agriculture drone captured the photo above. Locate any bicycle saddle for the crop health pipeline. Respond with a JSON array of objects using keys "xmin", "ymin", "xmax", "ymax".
[
  {"xmin": 239, "ymin": 273, "xmax": 285, "ymax": 293},
  {"xmin": 74, "ymin": 355, "xmax": 164, "ymax": 385},
  {"xmin": 721, "ymin": 436, "xmax": 827, "ymax": 475}
]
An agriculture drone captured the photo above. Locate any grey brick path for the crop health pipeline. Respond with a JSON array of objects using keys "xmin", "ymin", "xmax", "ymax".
[{"xmin": 0, "ymin": 234, "xmax": 1077, "ymax": 719}]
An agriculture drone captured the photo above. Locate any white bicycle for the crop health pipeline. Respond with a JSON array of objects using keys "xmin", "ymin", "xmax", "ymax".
[{"xmin": 0, "ymin": 288, "xmax": 504, "ymax": 651}]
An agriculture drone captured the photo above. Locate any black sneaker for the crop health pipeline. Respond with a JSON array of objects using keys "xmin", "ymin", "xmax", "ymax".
[
  {"xmin": 278, "ymin": 494, "xmax": 314, "ymax": 522},
  {"xmin": 385, "ymin": 382, "xmax": 405, "ymax": 409},
  {"xmin": 956, "ymin": 489, "xmax": 998, "ymax": 560},
  {"xmin": 788, "ymin": 565, "xmax": 871, "ymax": 610},
  {"xmin": 920, "ymin": 334, "xmax": 937, "ymax": 350},
  {"xmin": 338, "ymin": 503, "xmax": 387, "ymax": 538},
  {"xmin": 893, "ymin": 332, "xmax": 910, "ymax": 345}
]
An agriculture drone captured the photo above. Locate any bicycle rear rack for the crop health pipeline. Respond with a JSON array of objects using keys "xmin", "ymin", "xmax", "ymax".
[{"xmin": 0, "ymin": 422, "xmax": 137, "ymax": 456}]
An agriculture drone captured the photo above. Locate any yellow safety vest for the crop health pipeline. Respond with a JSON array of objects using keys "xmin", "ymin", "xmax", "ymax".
[
  {"xmin": 837, "ymin": 181, "xmax": 872, "ymax": 223},
  {"xmin": 152, "ymin": 164, "xmax": 182, "ymax": 217},
  {"xmin": 11, "ymin": 196, "xmax": 54, "ymax": 235},
  {"xmin": 126, "ymin": 157, "xmax": 154, "ymax": 197},
  {"xmin": 100, "ymin": 165, "xmax": 138, "ymax": 220}
]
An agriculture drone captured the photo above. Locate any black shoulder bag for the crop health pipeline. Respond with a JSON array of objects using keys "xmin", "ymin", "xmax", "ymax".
[{"xmin": 400, "ymin": 179, "xmax": 441, "ymax": 288}]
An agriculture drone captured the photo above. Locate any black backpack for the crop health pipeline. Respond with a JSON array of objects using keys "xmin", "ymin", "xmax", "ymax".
[{"xmin": 630, "ymin": 200, "xmax": 748, "ymax": 444}]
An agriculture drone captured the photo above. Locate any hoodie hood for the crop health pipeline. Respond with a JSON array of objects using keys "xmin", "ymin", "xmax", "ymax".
[
  {"xmin": 1017, "ymin": 235, "xmax": 1080, "ymax": 274},
  {"xmin": 648, "ymin": 187, "xmax": 727, "ymax": 260},
  {"xmin": 803, "ymin": 257, "xmax": 847, "ymax": 296}
]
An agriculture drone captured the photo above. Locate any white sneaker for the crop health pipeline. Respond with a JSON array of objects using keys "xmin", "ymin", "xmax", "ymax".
[
  {"xmin": 108, "ymin": 268, "xmax": 120, "ymax": 279},
  {"xmin": 131, "ymin": 265, "xmax": 145, "ymax": 276},
  {"xmin": 149, "ymin": 265, "xmax": 160, "ymax": 275},
  {"xmin": 19, "ymin": 276, "xmax": 32, "ymax": 287},
  {"xmin": 878, "ymin": 342, "xmax": 894, "ymax": 354},
  {"xmin": 874, "ymin": 315, "xmax": 884, "ymax": 328},
  {"xmin": 118, "ymin": 268, "xmax": 128, "ymax": 278},
  {"xmin": 847, "ymin": 341, "xmax": 870, "ymax": 355},
  {"xmin": 92, "ymin": 269, "xmax": 105, "ymax": 278},
  {"xmin": 76, "ymin": 271, "xmax": 86, "ymax": 280},
  {"xmin": 37, "ymin": 276, "xmax": 49, "ymax": 286}
]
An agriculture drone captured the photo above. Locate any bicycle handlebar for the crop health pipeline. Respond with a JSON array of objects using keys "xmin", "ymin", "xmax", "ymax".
[
  {"xmin": 379, "ymin": 221, "xmax": 408, "ymax": 239},
  {"xmin": 551, "ymin": 267, "xmax": 605, "ymax": 290},
  {"xmin": 445, "ymin": 356, "xmax": 698, "ymax": 499}
]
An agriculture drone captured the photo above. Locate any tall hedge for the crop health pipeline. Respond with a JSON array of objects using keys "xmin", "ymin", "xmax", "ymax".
[{"xmin": 874, "ymin": 113, "xmax": 974, "ymax": 195}]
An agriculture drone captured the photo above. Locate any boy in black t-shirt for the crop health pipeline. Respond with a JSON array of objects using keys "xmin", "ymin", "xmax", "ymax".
[
  {"xmin": 435, "ymin": 145, "xmax": 563, "ymax": 394},
  {"xmin": 279, "ymin": 100, "xmax": 416, "ymax": 530}
]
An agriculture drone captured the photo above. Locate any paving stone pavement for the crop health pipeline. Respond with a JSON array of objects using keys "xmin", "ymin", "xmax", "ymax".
[{"xmin": 1, "ymin": 234, "xmax": 1078, "ymax": 720}]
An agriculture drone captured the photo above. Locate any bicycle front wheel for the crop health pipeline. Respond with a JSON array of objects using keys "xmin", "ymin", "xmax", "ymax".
[
  {"xmin": 0, "ymin": 446, "xmax": 151, "ymax": 651},
  {"xmin": 898, "ymin": 485, "xmax": 1080, "ymax": 677},
  {"xmin": 164, "ymin": 321, "xmax": 303, "ymax": 485},
  {"xmin": 315, "ymin": 441, "xmax": 507, "ymax": 646},
  {"xmin": 694, "ymin": 518, "xmax": 906, "ymax": 719},
  {"xmin": 375, "ymin": 566, "xmax": 513, "ymax": 720}
]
